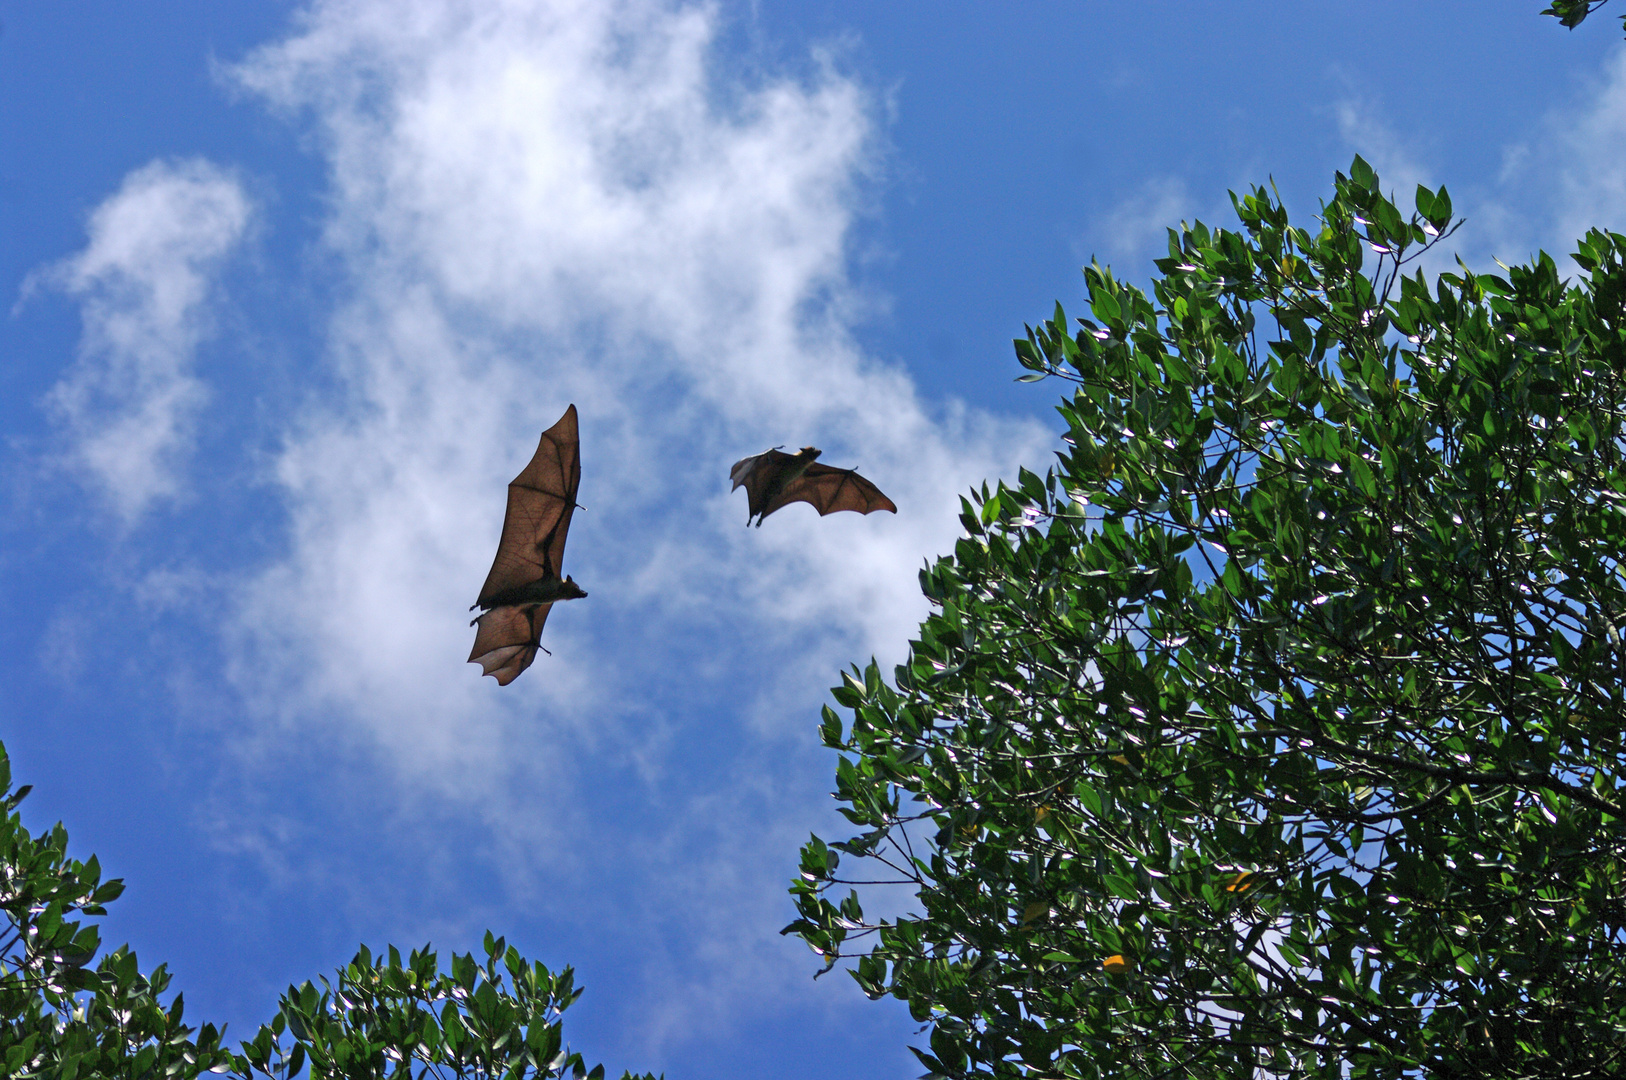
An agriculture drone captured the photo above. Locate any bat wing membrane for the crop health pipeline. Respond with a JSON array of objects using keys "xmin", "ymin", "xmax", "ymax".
[
  {"xmin": 468, "ymin": 603, "xmax": 555, "ymax": 685},
  {"xmin": 771, "ymin": 462, "xmax": 896, "ymax": 518},
  {"xmin": 475, "ymin": 405, "xmax": 580, "ymax": 608}
]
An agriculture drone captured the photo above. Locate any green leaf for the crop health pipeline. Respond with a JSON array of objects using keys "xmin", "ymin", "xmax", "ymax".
[
  {"xmin": 1014, "ymin": 336, "xmax": 1044, "ymax": 369},
  {"xmin": 1103, "ymin": 874, "xmax": 1139, "ymax": 901},
  {"xmin": 1414, "ymin": 184, "xmax": 1437, "ymax": 221},
  {"xmin": 1350, "ymin": 154, "xmax": 1377, "ymax": 190},
  {"xmin": 1348, "ymin": 455, "xmax": 1377, "ymax": 498},
  {"xmin": 1552, "ymin": 629, "xmax": 1575, "ymax": 670}
]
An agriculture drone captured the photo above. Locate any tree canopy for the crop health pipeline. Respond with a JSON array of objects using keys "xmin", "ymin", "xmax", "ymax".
[
  {"xmin": 0, "ymin": 738, "xmax": 650, "ymax": 1080},
  {"xmin": 788, "ymin": 158, "xmax": 1626, "ymax": 1078}
]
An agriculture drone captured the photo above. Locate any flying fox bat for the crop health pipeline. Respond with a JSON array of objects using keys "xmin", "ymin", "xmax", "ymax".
[
  {"xmin": 729, "ymin": 446, "xmax": 897, "ymax": 527},
  {"xmin": 468, "ymin": 404, "xmax": 586, "ymax": 685}
]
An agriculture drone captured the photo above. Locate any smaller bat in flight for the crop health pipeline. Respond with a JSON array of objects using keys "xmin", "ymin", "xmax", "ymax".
[
  {"xmin": 729, "ymin": 446, "xmax": 896, "ymax": 527},
  {"xmin": 468, "ymin": 404, "xmax": 586, "ymax": 685}
]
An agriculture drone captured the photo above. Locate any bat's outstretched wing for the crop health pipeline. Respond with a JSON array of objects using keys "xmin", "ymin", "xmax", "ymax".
[
  {"xmin": 768, "ymin": 463, "xmax": 896, "ymax": 519},
  {"xmin": 469, "ymin": 405, "xmax": 584, "ymax": 683},
  {"xmin": 475, "ymin": 405, "xmax": 580, "ymax": 608},
  {"xmin": 730, "ymin": 448, "xmax": 797, "ymax": 522},
  {"xmin": 468, "ymin": 604, "xmax": 555, "ymax": 686}
]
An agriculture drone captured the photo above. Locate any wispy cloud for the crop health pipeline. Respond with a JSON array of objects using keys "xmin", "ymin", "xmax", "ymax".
[
  {"xmin": 1334, "ymin": 98, "xmax": 1434, "ymax": 200},
  {"xmin": 35, "ymin": 158, "xmax": 252, "ymax": 523},
  {"xmin": 1091, "ymin": 175, "xmax": 1196, "ymax": 264},
  {"xmin": 225, "ymin": 0, "xmax": 1048, "ymax": 774},
  {"xmin": 1329, "ymin": 48, "xmax": 1626, "ymax": 274},
  {"xmin": 1330, "ymin": 98, "xmax": 1479, "ymax": 282},
  {"xmin": 214, "ymin": 0, "xmax": 1051, "ymax": 1049},
  {"xmin": 1550, "ymin": 48, "xmax": 1626, "ymax": 248}
]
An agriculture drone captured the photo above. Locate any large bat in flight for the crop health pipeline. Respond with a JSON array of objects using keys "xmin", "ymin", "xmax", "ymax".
[
  {"xmin": 468, "ymin": 404, "xmax": 586, "ymax": 684},
  {"xmin": 729, "ymin": 446, "xmax": 896, "ymax": 527}
]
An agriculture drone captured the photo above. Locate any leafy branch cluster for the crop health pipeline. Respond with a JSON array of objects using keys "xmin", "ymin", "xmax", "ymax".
[
  {"xmin": 789, "ymin": 157, "xmax": 1626, "ymax": 1079},
  {"xmin": 0, "ymin": 739, "xmax": 652, "ymax": 1080},
  {"xmin": 1542, "ymin": 0, "xmax": 1626, "ymax": 32},
  {"xmin": 0, "ymin": 747, "xmax": 232, "ymax": 1077}
]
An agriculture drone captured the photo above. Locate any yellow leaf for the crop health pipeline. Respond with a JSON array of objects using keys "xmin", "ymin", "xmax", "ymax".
[
  {"xmin": 1021, "ymin": 902, "xmax": 1050, "ymax": 925},
  {"xmin": 1034, "ymin": 806, "xmax": 1051, "ymax": 824},
  {"xmin": 1102, "ymin": 954, "xmax": 1131, "ymax": 974},
  {"xmin": 1110, "ymin": 754, "xmax": 1130, "ymax": 766},
  {"xmin": 1225, "ymin": 871, "xmax": 1256, "ymax": 893}
]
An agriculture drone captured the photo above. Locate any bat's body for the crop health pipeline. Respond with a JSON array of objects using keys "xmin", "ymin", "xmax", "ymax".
[
  {"xmin": 729, "ymin": 446, "xmax": 897, "ymax": 527},
  {"xmin": 469, "ymin": 404, "xmax": 586, "ymax": 685},
  {"xmin": 472, "ymin": 576, "xmax": 587, "ymax": 613}
]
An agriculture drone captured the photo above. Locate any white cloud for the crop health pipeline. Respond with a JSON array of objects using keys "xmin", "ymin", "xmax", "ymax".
[
  {"xmin": 1552, "ymin": 48, "xmax": 1626, "ymax": 247},
  {"xmin": 1334, "ymin": 99, "xmax": 1434, "ymax": 202},
  {"xmin": 37, "ymin": 158, "xmax": 252, "ymax": 523},
  {"xmin": 1092, "ymin": 175, "xmax": 1195, "ymax": 263},
  {"xmin": 218, "ymin": 0, "xmax": 1052, "ymax": 1048},
  {"xmin": 1331, "ymin": 99, "xmax": 1479, "ymax": 282},
  {"xmin": 226, "ymin": 0, "xmax": 1048, "ymax": 776},
  {"xmin": 1328, "ymin": 51, "xmax": 1626, "ymax": 275}
]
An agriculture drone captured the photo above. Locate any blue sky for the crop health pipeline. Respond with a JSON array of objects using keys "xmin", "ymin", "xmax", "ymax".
[{"xmin": 2, "ymin": 3, "xmax": 1623, "ymax": 1077}]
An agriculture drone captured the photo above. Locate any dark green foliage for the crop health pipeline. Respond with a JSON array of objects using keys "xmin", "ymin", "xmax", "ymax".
[
  {"xmin": 788, "ymin": 160, "xmax": 1626, "ymax": 1078},
  {"xmin": 0, "ymin": 739, "xmax": 651, "ymax": 1080},
  {"xmin": 236, "ymin": 934, "xmax": 657, "ymax": 1080},
  {"xmin": 0, "ymin": 741, "xmax": 234, "ymax": 1077},
  {"xmin": 1542, "ymin": 0, "xmax": 1623, "ymax": 32}
]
